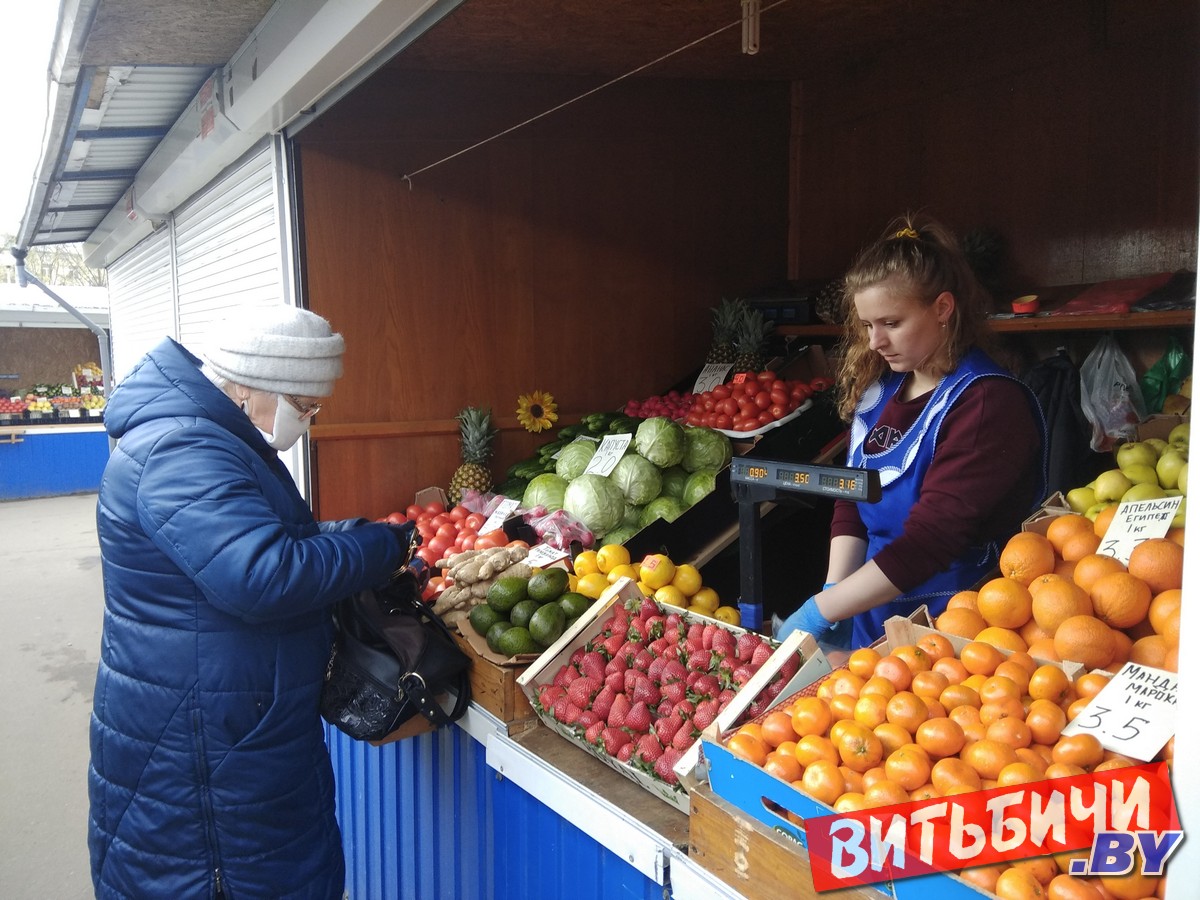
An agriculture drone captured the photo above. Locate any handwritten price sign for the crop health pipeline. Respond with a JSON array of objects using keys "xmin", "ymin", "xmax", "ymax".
[
  {"xmin": 525, "ymin": 543, "xmax": 569, "ymax": 567},
  {"xmin": 1060, "ymin": 661, "xmax": 1177, "ymax": 761},
  {"xmin": 583, "ymin": 433, "xmax": 632, "ymax": 477},
  {"xmin": 692, "ymin": 363, "xmax": 732, "ymax": 394},
  {"xmin": 480, "ymin": 498, "xmax": 519, "ymax": 535},
  {"xmin": 1097, "ymin": 497, "xmax": 1181, "ymax": 565}
]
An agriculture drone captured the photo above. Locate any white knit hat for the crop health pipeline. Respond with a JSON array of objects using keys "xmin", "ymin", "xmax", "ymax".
[{"xmin": 202, "ymin": 305, "xmax": 345, "ymax": 397}]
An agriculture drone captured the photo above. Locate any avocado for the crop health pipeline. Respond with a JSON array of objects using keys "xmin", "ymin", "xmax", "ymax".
[{"xmin": 529, "ymin": 603, "xmax": 568, "ymax": 648}]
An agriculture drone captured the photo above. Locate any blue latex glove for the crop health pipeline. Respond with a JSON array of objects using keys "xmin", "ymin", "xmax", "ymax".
[{"xmin": 774, "ymin": 583, "xmax": 838, "ymax": 642}]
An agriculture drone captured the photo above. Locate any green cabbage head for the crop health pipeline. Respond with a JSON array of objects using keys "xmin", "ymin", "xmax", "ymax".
[
  {"xmin": 609, "ymin": 454, "xmax": 663, "ymax": 506},
  {"xmin": 555, "ymin": 440, "xmax": 597, "ymax": 480},
  {"xmin": 682, "ymin": 426, "xmax": 732, "ymax": 473},
  {"xmin": 634, "ymin": 417, "xmax": 686, "ymax": 468},
  {"xmin": 522, "ymin": 473, "xmax": 568, "ymax": 511},
  {"xmin": 563, "ymin": 474, "xmax": 626, "ymax": 535}
]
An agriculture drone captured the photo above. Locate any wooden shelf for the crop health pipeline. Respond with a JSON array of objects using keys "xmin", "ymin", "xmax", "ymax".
[{"xmin": 779, "ymin": 309, "xmax": 1193, "ymax": 338}]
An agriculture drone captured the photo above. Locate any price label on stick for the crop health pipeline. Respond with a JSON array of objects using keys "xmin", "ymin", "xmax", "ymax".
[
  {"xmin": 526, "ymin": 543, "xmax": 569, "ymax": 567},
  {"xmin": 1096, "ymin": 497, "xmax": 1180, "ymax": 565},
  {"xmin": 1060, "ymin": 661, "xmax": 1177, "ymax": 761},
  {"xmin": 583, "ymin": 433, "xmax": 632, "ymax": 477},
  {"xmin": 692, "ymin": 362, "xmax": 732, "ymax": 395},
  {"xmin": 479, "ymin": 498, "xmax": 519, "ymax": 535}
]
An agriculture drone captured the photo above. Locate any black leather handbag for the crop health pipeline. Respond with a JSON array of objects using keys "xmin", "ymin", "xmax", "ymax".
[{"xmin": 320, "ymin": 572, "xmax": 472, "ymax": 742}]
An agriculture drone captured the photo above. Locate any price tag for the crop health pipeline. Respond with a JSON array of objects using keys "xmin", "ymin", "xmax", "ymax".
[
  {"xmin": 1060, "ymin": 661, "xmax": 1177, "ymax": 761},
  {"xmin": 692, "ymin": 362, "xmax": 732, "ymax": 394},
  {"xmin": 526, "ymin": 543, "xmax": 569, "ymax": 568},
  {"xmin": 480, "ymin": 498, "xmax": 519, "ymax": 534},
  {"xmin": 1097, "ymin": 497, "xmax": 1181, "ymax": 564},
  {"xmin": 551, "ymin": 435, "xmax": 599, "ymax": 459},
  {"xmin": 583, "ymin": 433, "xmax": 632, "ymax": 476}
]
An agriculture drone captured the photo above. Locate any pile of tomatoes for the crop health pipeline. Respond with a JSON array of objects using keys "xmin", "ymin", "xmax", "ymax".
[
  {"xmin": 381, "ymin": 500, "xmax": 523, "ymax": 599},
  {"xmin": 683, "ymin": 371, "xmax": 832, "ymax": 432}
]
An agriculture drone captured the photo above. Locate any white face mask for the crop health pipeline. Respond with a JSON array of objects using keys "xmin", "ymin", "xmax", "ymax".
[{"xmin": 263, "ymin": 393, "xmax": 312, "ymax": 450}]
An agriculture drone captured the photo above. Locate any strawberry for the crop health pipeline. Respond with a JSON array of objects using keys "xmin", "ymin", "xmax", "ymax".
[
  {"xmin": 660, "ymin": 680, "xmax": 687, "ymax": 705},
  {"xmin": 554, "ymin": 698, "xmax": 584, "ymax": 725},
  {"xmin": 687, "ymin": 649, "xmax": 712, "ymax": 672},
  {"xmin": 626, "ymin": 623, "xmax": 644, "ymax": 644},
  {"xmin": 702, "ymin": 623, "xmax": 719, "ymax": 650},
  {"xmin": 602, "ymin": 633, "xmax": 625, "ymax": 659},
  {"xmin": 623, "ymin": 670, "xmax": 640, "ymax": 695},
  {"xmin": 607, "ymin": 693, "xmax": 631, "ymax": 728},
  {"xmin": 605, "ymin": 654, "xmax": 628, "ymax": 675},
  {"xmin": 686, "ymin": 623, "xmax": 704, "ymax": 646},
  {"xmin": 638, "ymin": 598, "xmax": 659, "ymax": 620},
  {"xmin": 551, "ymin": 666, "xmax": 572, "ymax": 688},
  {"xmin": 665, "ymin": 627, "xmax": 682, "ymax": 646},
  {"xmin": 579, "ymin": 651, "xmax": 607, "ymax": 682},
  {"xmin": 566, "ymin": 676, "xmax": 600, "ymax": 709},
  {"xmin": 604, "ymin": 671, "xmax": 624, "ymax": 693},
  {"xmin": 736, "ymin": 632, "xmax": 761, "ymax": 661},
  {"xmin": 631, "ymin": 678, "xmax": 661, "ymax": 706},
  {"xmin": 778, "ymin": 653, "xmax": 801, "ymax": 680},
  {"xmin": 618, "ymin": 641, "xmax": 640, "ymax": 662},
  {"xmin": 660, "ymin": 660, "xmax": 687, "ymax": 684},
  {"xmin": 662, "ymin": 642, "xmax": 683, "ymax": 662},
  {"xmin": 623, "ymin": 700, "xmax": 652, "ymax": 734},
  {"xmin": 569, "ymin": 647, "xmax": 587, "ymax": 667},
  {"xmin": 648, "ymin": 637, "xmax": 669, "ymax": 657},
  {"xmin": 645, "ymin": 616, "xmax": 665, "ymax": 641},
  {"xmin": 646, "ymin": 655, "xmax": 668, "ymax": 683},
  {"xmin": 653, "ymin": 714, "xmax": 683, "ymax": 745},
  {"xmin": 673, "ymin": 699, "xmax": 695, "ymax": 721},
  {"xmin": 591, "ymin": 686, "xmax": 616, "ymax": 719},
  {"xmin": 654, "ymin": 747, "xmax": 684, "ymax": 785},
  {"xmin": 718, "ymin": 688, "xmax": 736, "ymax": 706},
  {"xmin": 538, "ymin": 684, "xmax": 565, "ymax": 710},
  {"xmin": 602, "ymin": 726, "xmax": 631, "ymax": 756},
  {"xmin": 552, "ymin": 696, "xmax": 571, "ymax": 723},
  {"xmin": 746, "ymin": 697, "xmax": 768, "ymax": 720},
  {"xmin": 751, "ymin": 642, "xmax": 774, "ymax": 668},
  {"xmin": 633, "ymin": 649, "xmax": 655, "ymax": 671},
  {"xmin": 617, "ymin": 741, "xmax": 636, "ymax": 763},
  {"xmin": 671, "ymin": 725, "xmax": 696, "ymax": 752},
  {"xmin": 692, "ymin": 698, "xmax": 721, "ymax": 732},
  {"xmin": 584, "ymin": 720, "xmax": 606, "ymax": 745},
  {"xmin": 710, "ymin": 628, "xmax": 736, "ymax": 659},
  {"xmin": 690, "ymin": 674, "xmax": 720, "ymax": 699},
  {"xmin": 636, "ymin": 734, "xmax": 664, "ymax": 763},
  {"xmin": 664, "ymin": 611, "xmax": 683, "ymax": 631},
  {"xmin": 732, "ymin": 664, "xmax": 756, "ymax": 688}
]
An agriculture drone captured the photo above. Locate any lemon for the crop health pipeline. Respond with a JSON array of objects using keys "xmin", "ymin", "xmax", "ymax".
[
  {"xmin": 654, "ymin": 585, "xmax": 688, "ymax": 609},
  {"xmin": 638, "ymin": 553, "xmax": 676, "ymax": 590},
  {"xmin": 573, "ymin": 550, "xmax": 600, "ymax": 578},
  {"xmin": 595, "ymin": 543, "xmax": 631, "ymax": 574},
  {"xmin": 635, "ymin": 581, "xmax": 654, "ymax": 597},
  {"xmin": 568, "ymin": 573, "xmax": 579, "ymax": 592},
  {"xmin": 690, "ymin": 586, "xmax": 721, "ymax": 614},
  {"xmin": 670, "ymin": 563, "xmax": 703, "ymax": 597},
  {"xmin": 606, "ymin": 563, "xmax": 640, "ymax": 584},
  {"xmin": 575, "ymin": 572, "xmax": 610, "ymax": 600},
  {"xmin": 685, "ymin": 604, "xmax": 711, "ymax": 617},
  {"xmin": 712, "ymin": 605, "xmax": 742, "ymax": 626}
]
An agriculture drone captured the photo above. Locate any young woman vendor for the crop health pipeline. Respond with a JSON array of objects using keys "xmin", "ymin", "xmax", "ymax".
[{"xmin": 777, "ymin": 214, "xmax": 1047, "ymax": 649}]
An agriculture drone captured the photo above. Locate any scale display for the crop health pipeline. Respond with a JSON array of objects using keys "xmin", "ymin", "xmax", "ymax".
[{"xmin": 730, "ymin": 457, "xmax": 881, "ymax": 502}]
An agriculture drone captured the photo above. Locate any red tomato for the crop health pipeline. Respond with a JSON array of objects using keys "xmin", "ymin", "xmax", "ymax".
[
  {"xmin": 686, "ymin": 412, "xmax": 703, "ymax": 426},
  {"xmin": 757, "ymin": 370, "xmax": 777, "ymax": 384},
  {"xmin": 506, "ymin": 540, "xmax": 530, "ymax": 549},
  {"xmin": 418, "ymin": 525, "xmax": 435, "ymax": 543},
  {"xmin": 464, "ymin": 512, "xmax": 486, "ymax": 531},
  {"xmin": 712, "ymin": 385, "xmax": 731, "ymax": 400},
  {"xmin": 405, "ymin": 504, "xmax": 423, "ymax": 520},
  {"xmin": 424, "ymin": 501, "xmax": 446, "ymax": 516},
  {"xmin": 810, "ymin": 377, "xmax": 833, "ymax": 392},
  {"xmin": 730, "ymin": 382, "xmax": 745, "ymax": 398},
  {"xmin": 754, "ymin": 392, "xmax": 771, "ymax": 410},
  {"xmin": 702, "ymin": 397, "xmax": 715, "ymax": 413},
  {"xmin": 738, "ymin": 397, "xmax": 757, "ymax": 414},
  {"xmin": 416, "ymin": 513, "xmax": 433, "ymax": 528},
  {"xmin": 703, "ymin": 412, "xmax": 718, "ymax": 428},
  {"xmin": 758, "ymin": 411, "xmax": 774, "ymax": 425},
  {"xmin": 427, "ymin": 535, "xmax": 451, "ymax": 559},
  {"xmin": 474, "ymin": 534, "xmax": 503, "ymax": 550},
  {"xmin": 715, "ymin": 414, "xmax": 732, "ymax": 430},
  {"xmin": 453, "ymin": 534, "xmax": 467, "ymax": 552},
  {"xmin": 416, "ymin": 547, "xmax": 439, "ymax": 567},
  {"xmin": 770, "ymin": 404, "xmax": 787, "ymax": 419},
  {"xmin": 435, "ymin": 522, "xmax": 458, "ymax": 541},
  {"xmin": 460, "ymin": 534, "xmax": 477, "ymax": 551},
  {"xmin": 718, "ymin": 397, "xmax": 738, "ymax": 417},
  {"xmin": 385, "ymin": 511, "xmax": 407, "ymax": 524},
  {"xmin": 449, "ymin": 505, "xmax": 469, "ymax": 521},
  {"xmin": 770, "ymin": 387, "xmax": 789, "ymax": 406},
  {"xmin": 791, "ymin": 383, "xmax": 812, "ymax": 402}
]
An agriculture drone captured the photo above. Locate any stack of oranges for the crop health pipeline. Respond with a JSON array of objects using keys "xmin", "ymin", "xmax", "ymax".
[
  {"xmin": 935, "ymin": 518, "xmax": 1183, "ymax": 673},
  {"xmin": 722, "ymin": 631, "xmax": 1173, "ymax": 900}
]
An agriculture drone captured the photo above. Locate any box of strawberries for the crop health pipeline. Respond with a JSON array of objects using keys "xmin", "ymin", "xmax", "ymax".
[{"xmin": 517, "ymin": 577, "xmax": 830, "ymax": 813}]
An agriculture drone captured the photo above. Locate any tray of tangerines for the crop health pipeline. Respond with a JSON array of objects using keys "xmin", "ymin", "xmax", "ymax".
[{"xmin": 697, "ymin": 608, "xmax": 1174, "ymax": 900}]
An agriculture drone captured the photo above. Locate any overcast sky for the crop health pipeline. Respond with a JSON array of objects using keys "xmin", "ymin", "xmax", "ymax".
[{"xmin": 1, "ymin": 5, "xmax": 61, "ymax": 236}]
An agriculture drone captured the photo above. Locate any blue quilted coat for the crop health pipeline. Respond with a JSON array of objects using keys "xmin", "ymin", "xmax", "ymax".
[{"xmin": 89, "ymin": 338, "xmax": 401, "ymax": 899}]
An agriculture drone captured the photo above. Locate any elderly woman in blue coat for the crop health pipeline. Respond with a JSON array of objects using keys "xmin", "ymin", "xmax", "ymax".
[{"xmin": 89, "ymin": 305, "xmax": 411, "ymax": 899}]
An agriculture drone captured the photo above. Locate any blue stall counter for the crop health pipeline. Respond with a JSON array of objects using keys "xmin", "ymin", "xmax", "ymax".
[{"xmin": 0, "ymin": 425, "xmax": 110, "ymax": 500}]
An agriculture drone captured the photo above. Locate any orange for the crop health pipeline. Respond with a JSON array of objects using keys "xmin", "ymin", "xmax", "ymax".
[
  {"xmin": 1020, "ymin": 618, "xmax": 1054, "ymax": 647},
  {"xmin": 960, "ymin": 640, "xmax": 1006, "ymax": 676},
  {"xmin": 1072, "ymin": 554, "xmax": 1126, "ymax": 594},
  {"xmin": 790, "ymin": 697, "xmax": 833, "ymax": 738},
  {"xmin": 946, "ymin": 589, "xmax": 980, "ymax": 611},
  {"xmin": 1167, "ymin": 526, "xmax": 1186, "ymax": 545},
  {"xmin": 800, "ymin": 759, "xmax": 844, "ymax": 805},
  {"xmin": 1032, "ymin": 578, "xmax": 1093, "ymax": 633},
  {"xmin": 1163, "ymin": 645, "xmax": 1178, "ymax": 672},
  {"xmin": 1089, "ymin": 571, "xmax": 1152, "ymax": 629},
  {"xmin": 1054, "ymin": 615, "xmax": 1116, "ymax": 669},
  {"xmin": 1107, "ymin": 629, "xmax": 1133, "ymax": 668},
  {"xmin": 963, "ymin": 739, "xmax": 1020, "ymax": 780},
  {"xmin": 975, "ymin": 626, "xmax": 1029, "ymax": 653},
  {"xmin": 916, "ymin": 717, "xmax": 966, "ymax": 758},
  {"xmin": 1052, "ymin": 733, "xmax": 1104, "ymax": 769},
  {"xmin": 1093, "ymin": 504, "xmax": 1117, "ymax": 538},
  {"xmin": 1000, "ymin": 532, "xmax": 1057, "ymax": 585},
  {"xmin": 760, "ymin": 710, "xmax": 798, "ymax": 748},
  {"xmin": 1046, "ymin": 514, "xmax": 1096, "ymax": 554},
  {"xmin": 1075, "ymin": 672, "xmax": 1111, "ymax": 698},
  {"xmin": 1129, "ymin": 634, "xmax": 1170, "ymax": 668},
  {"xmin": 1126, "ymin": 538, "xmax": 1184, "ymax": 595},
  {"xmin": 1060, "ymin": 530, "xmax": 1102, "ymax": 562},
  {"xmin": 936, "ymin": 607, "xmax": 987, "ymax": 639},
  {"xmin": 763, "ymin": 751, "xmax": 802, "ymax": 784},
  {"xmin": 931, "ymin": 756, "xmax": 983, "ymax": 794},
  {"xmin": 977, "ymin": 576, "xmax": 1035, "ymax": 628},
  {"xmin": 1149, "ymin": 589, "xmax": 1182, "ymax": 637},
  {"xmin": 1047, "ymin": 874, "xmax": 1104, "ymax": 900},
  {"xmin": 847, "ymin": 646, "xmax": 882, "ymax": 679},
  {"xmin": 995, "ymin": 865, "xmax": 1047, "ymax": 900},
  {"xmin": 1053, "ymin": 557, "xmax": 1078, "ymax": 581},
  {"xmin": 1028, "ymin": 665, "xmax": 1072, "ymax": 705},
  {"xmin": 727, "ymin": 731, "xmax": 768, "ymax": 767}
]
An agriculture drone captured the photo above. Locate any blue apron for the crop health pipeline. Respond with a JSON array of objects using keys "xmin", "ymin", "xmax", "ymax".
[{"xmin": 846, "ymin": 348, "xmax": 1046, "ymax": 647}]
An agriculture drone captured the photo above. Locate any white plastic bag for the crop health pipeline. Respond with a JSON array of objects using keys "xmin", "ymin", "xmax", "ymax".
[{"xmin": 1079, "ymin": 334, "xmax": 1147, "ymax": 452}]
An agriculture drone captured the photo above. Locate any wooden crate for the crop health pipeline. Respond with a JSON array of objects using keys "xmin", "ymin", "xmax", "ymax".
[
  {"xmin": 688, "ymin": 786, "xmax": 886, "ymax": 900},
  {"xmin": 452, "ymin": 632, "xmax": 537, "ymax": 731}
]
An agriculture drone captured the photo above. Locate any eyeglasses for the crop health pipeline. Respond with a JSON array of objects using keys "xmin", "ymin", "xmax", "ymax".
[{"xmin": 282, "ymin": 393, "xmax": 323, "ymax": 421}]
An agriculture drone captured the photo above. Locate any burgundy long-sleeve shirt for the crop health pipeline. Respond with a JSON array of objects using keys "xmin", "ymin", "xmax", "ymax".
[{"xmin": 830, "ymin": 376, "xmax": 1043, "ymax": 593}]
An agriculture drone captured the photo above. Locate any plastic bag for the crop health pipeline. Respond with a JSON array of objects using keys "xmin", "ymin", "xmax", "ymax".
[
  {"xmin": 1139, "ymin": 336, "xmax": 1191, "ymax": 414},
  {"xmin": 1079, "ymin": 334, "xmax": 1147, "ymax": 452}
]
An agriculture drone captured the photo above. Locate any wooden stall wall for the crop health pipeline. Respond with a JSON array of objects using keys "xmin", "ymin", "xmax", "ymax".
[
  {"xmin": 0, "ymin": 328, "xmax": 103, "ymax": 391},
  {"xmin": 787, "ymin": 1, "xmax": 1198, "ymax": 291},
  {"xmin": 297, "ymin": 72, "xmax": 791, "ymax": 519}
]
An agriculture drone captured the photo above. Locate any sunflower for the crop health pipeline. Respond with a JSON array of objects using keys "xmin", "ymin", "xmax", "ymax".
[{"xmin": 516, "ymin": 390, "xmax": 559, "ymax": 433}]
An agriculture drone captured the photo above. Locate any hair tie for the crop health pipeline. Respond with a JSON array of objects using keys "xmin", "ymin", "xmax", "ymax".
[{"xmin": 894, "ymin": 226, "xmax": 920, "ymax": 240}]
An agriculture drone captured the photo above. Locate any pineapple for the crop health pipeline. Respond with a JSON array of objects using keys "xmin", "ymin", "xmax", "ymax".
[
  {"xmin": 731, "ymin": 306, "xmax": 773, "ymax": 374},
  {"xmin": 448, "ymin": 407, "xmax": 497, "ymax": 504},
  {"xmin": 813, "ymin": 278, "xmax": 845, "ymax": 324},
  {"xmin": 706, "ymin": 298, "xmax": 746, "ymax": 365}
]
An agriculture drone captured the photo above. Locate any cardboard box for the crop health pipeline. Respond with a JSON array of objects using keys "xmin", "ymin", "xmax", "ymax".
[
  {"xmin": 450, "ymin": 631, "xmax": 538, "ymax": 730},
  {"xmin": 517, "ymin": 577, "xmax": 830, "ymax": 814},
  {"xmin": 1136, "ymin": 414, "xmax": 1189, "ymax": 443},
  {"xmin": 455, "ymin": 618, "xmax": 542, "ymax": 667},
  {"xmin": 1021, "ymin": 490, "xmax": 1076, "ymax": 535}
]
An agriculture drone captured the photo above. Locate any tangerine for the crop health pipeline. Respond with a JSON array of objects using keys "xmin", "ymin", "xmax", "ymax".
[
  {"xmin": 997, "ymin": 761, "xmax": 1044, "ymax": 786},
  {"xmin": 860, "ymin": 675, "xmax": 898, "ymax": 699},
  {"xmin": 932, "ymin": 656, "xmax": 970, "ymax": 684},
  {"xmin": 1107, "ymin": 629, "xmax": 1133, "ymax": 668},
  {"xmin": 1052, "ymin": 733, "xmax": 1104, "ymax": 769},
  {"xmin": 800, "ymin": 758, "xmax": 844, "ymax": 805},
  {"xmin": 763, "ymin": 751, "xmax": 802, "ymax": 784},
  {"xmin": 1028, "ymin": 665, "xmax": 1072, "ymax": 705},
  {"xmin": 893, "ymin": 644, "xmax": 933, "ymax": 674},
  {"xmin": 995, "ymin": 866, "xmax": 1048, "ymax": 900},
  {"xmin": 760, "ymin": 710, "xmax": 798, "ymax": 748},
  {"xmin": 1075, "ymin": 672, "xmax": 1111, "ymax": 698},
  {"xmin": 726, "ymin": 731, "xmax": 769, "ymax": 767},
  {"xmin": 960, "ymin": 640, "xmax": 1006, "ymax": 676},
  {"xmin": 917, "ymin": 632, "xmax": 956, "ymax": 662},
  {"xmin": 790, "ymin": 697, "xmax": 833, "ymax": 738},
  {"xmin": 1047, "ymin": 874, "xmax": 1104, "ymax": 900},
  {"xmin": 794, "ymin": 734, "xmax": 840, "ymax": 767},
  {"xmin": 931, "ymin": 756, "xmax": 982, "ymax": 794},
  {"xmin": 987, "ymin": 716, "xmax": 1033, "ymax": 749},
  {"xmin": 963, "ymin": 739, "xmax": 1020, "ymax": 779},
  {"xmin": 916, "ymin": 717, "xmax": 966, "ymax": 758},
  {"xmin": 885, "ymin": 691, "xmax": 929, "ymax": 733},
  {"xmin": 847, "ymin": 646, "xmax": 882, "ymax": 679},
  {"xmin": 911, "ymin": 670, "xmax": 951, "ymax": 700},
  {"xmin": 1129, "ymin": 634, "xmax": 1170, "ymax": 668},
  {"xmin": 1027, "ymin": 638, "xmax": 1062, "ymax": 662},
  {"xmin": 1000, "ymin": 532, "xmax": 1057, "ymax": 585},
  {"xmin": 873, "ymin": 654, "xmax": 914, "ymax": 691},
  {"xmin": 959, "ymin": 864, "xmax": 1007, "ymax": 893},
  {"xmin": 863, "ymin": 779, "xmax": 911, "ymax": 808},
  {"xmin": 873, "ymin": 722, "xmax": 914, "ymax": 757},
  {"xmin": 884, "ymin": 746, "xmax": 932, "ymax": 791},
  {"xmin": 837, "ymin": 725, "xmax": 884, "ymax": 773}
]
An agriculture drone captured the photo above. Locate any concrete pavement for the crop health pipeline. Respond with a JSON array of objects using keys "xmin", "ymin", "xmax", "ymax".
[{"xmin": 0, "ymin": 493, "xmax": 102, "ymax": 899}]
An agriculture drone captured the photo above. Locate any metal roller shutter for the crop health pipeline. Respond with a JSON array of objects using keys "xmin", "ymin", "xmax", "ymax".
[{"xmin": 106, "ymin": 227, "xmax": 174, "ymax": 384}]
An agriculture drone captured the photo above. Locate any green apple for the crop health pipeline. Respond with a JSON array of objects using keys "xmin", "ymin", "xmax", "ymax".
[
  {"xmin": 1115, "ymin": 441, "xmax": 1158, "ymax": 470},
  {"xmin": 1093, "ymin": 469, "xmax": 1133, "ymax": 503},
  {"xmin": 1173, "ymin": 496, "xmax": 1187, "ymax": 528},
  {"xmin": 1084, "ymin": 501, "xmax": 1115, "ymax": 522},
  {"xmin": 1155, "ymin": 449, "xmax": 1188, "ymax": 490},
  {"xmin": 1144, "ymin": 438, "xmax": 1170, "ymax": 457},
  {"xmin": 1179, "ymin": 462, "xmax": 1188, "ymax": 495},
  {"xmin": 1120, "ymin": 463, "xmax": 1159, "ymax": 487},
  {"xmin": 1066, "ymin": 486, "xmax": 1097, "ymax": 514},
  {"xmin": 1169, "ymin": 422, "xmax": 1190, "ymax": 446},
  {"xmin": 1122, "ymin": 482, "xmax": 1167, "ymax": 502}
]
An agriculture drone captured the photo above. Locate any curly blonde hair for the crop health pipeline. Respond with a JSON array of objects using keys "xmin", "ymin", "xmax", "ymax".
[{"xmin": 834, "ymin": 213, "xmax": 992, "ymax": 421}]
